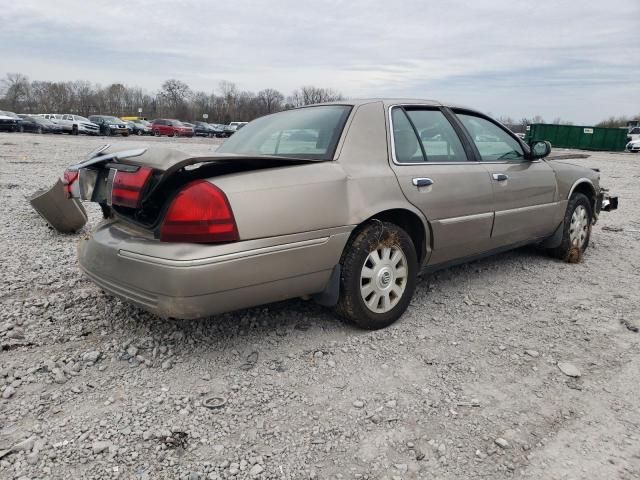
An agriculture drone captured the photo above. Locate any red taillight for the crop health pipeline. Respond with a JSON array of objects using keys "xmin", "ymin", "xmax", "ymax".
[
  {"xmin": 111, "ymin": 167, "xmax": 153, "ymax": 208},
  {"xmin": 160, "ymin": 180, "xmax": 239, "ymax": 243},
  {"xmin": 63, "ymin": 169, "xmax": 78, "ymax": 198}
]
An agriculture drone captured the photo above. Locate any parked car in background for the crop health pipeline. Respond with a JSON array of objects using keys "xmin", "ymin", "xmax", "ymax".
[
  {"xmin": 60, "ymin": 114, "xmax": 100, "ymax": 135},
  {"xmin": 88, "ymin": 115, "xmax": 129, "ymax": 136},
  {"xmin": 39, "ymin": 114, "xmax": 74, "ymax": 134},
  {"xmin": 0, "ymin": 110, "xmax": 22, "ymax": 132},
  {"xmin": 151, "ymin": 119, "xmax": 194, "ymax": 137},
  {"xmin": 208, "ymin": 123, "xmax": 226, "ymax": 137},
  {"xmin": 192, "ymin": 121, "xmax": 214, "ymax": 137},
  {"xmin": 66, "ymin": 99, "xmax": 617, "ymax": 330},
  {"xmin": 627, "ymin": 126, "xmax": 640, "ymax": 143},
  {"xmin": 126, "ymin": 120, "xmax": 152, "ymax": 136},
  {"xmin": 17, "ymin": 114, "xmax": 63, "ymax": 134},
  {"xmin": 626, "ymin": 139, "xmax": 640, "ymax": 153},
  {"xmin": 222, "ymin": 121, "xmax": 248, "ymax": 137}
]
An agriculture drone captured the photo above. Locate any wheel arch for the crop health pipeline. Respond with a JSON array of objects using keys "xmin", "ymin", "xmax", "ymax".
[
  {"xmin": 346, "ymin": 207, "xmax": 431, "ymax": 265},
  {"xmin": 568, "ymin": 179, "xmax": 596, "ymax": 210}
]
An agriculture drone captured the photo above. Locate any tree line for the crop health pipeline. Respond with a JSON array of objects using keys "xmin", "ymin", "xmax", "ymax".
[
  {"xmin": 1, "ymin": 73, "xmax": 636, "ymax": 128},
  {"xmin": 0, "ymin": 73, "xmax": 343, "ymax": 123}
]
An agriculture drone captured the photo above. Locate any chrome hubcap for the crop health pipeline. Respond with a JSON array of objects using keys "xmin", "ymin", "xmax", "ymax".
[
  {"xmin": 360, "ymin": 246, "xmax": 408, "ymax": 313},
  {"xmin": 569, "ymin": 205, "xmax": 589, "ymax": 248}
]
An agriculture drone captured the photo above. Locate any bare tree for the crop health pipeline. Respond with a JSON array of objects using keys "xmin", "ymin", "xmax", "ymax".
[
  {"xmin": 0, "ymin": 72, "xmax": 344, "ymax": 122},
  {"xmin": 257, "ymin": 88, "xmax": 284, "ymax": 114},
  {"xmin": 288, "ymin": 86, "xmax": 343, "ymax": 107},
  {"xmin": 158, "ymin": 79, "xmax": 192, "ymax": 117},
  {"xmin": 1, "ymin": 73, "xmax": 30, "ymax": 111}
]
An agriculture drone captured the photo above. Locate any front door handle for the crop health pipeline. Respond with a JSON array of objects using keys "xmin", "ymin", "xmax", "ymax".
[
  {"xmin": 492, "ymin": 173, "xmax": 508, "ymax": 182},
  {"xmin": 412, "ymin": 177, "xmax": 434, "ymax": 187}
]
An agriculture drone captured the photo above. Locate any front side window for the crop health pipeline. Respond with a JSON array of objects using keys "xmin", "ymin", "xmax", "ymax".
[
  {"xmin": 217, "ymin": 105, "xmax": 351, "ymax": 160},
  {"xmin": 392, "ymin": 107, "xmax": 468, "ymax": 163},
  {"xmin": 456, "ymin": 113, "xmax": 524, "ymax": 161}
]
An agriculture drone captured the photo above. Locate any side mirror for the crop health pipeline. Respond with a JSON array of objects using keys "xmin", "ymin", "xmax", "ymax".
[{"xmin": 528, "ymin": 140, "xmax": 551, "ymax": 159}]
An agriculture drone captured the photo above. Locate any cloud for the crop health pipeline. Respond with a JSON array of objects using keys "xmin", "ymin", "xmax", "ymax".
[{"xmin": 1, "ymin": 0, "xmax": 638, "ymax": 123}]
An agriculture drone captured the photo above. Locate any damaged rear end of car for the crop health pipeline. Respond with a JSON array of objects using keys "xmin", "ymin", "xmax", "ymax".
[{"xmin": 63, "ymin": 144, "xmax": 351, "ymax": 319}]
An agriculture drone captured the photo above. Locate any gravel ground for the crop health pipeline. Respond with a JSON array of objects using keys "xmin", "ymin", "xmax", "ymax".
[{"xmin": 1, "ymin": 132, "xmax": 639, "ymax": 480}]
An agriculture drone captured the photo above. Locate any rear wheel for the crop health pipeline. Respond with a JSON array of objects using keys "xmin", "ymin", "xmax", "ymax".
[
  {"xmin": 548, "ymin": 193, "xmax": 592, "ymax": 263},
  {"xmin": 335, "ymin": 221, "xmax": 418, "ymax": 330},
  {"xmin": 72, "ymin": 125, "xmax": 79, "ymax": 135}
]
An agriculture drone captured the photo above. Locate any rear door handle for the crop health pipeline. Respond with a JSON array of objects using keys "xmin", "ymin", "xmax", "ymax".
[
  {"xmin": 492, "ymin": 173, "xmax": 508, "ymax": 182},
  {"xmin": 412, "ymin": 177, "xmax": 434, "ymax": 187}
]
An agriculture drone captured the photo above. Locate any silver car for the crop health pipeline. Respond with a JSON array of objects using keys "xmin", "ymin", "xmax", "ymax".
[{"xmin": 65, "ymin": 99, "xmax": 617, "ymax": 329}]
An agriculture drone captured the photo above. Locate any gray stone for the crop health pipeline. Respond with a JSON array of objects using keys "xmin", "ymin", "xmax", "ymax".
[
  {"xmin": 51, "ymin": 368, "xmax": 66, "ymax": 384},
  {"xmin": 557, "ymin": 362, "xmax": 581, "ymax": 377},
  {"xmin": 92, "ymin": 441, "xmax": 112, "ymax": 454},
  {"xmin": 249, "ymin": 464, "xmax": 264, "ymax": 477},
  {"xmin": 2, "ymin": 385, "xmax": 15, "ymax": 399},
  {"xmin": 13, "ymin": 436, "xmax": 36, "ymax": 452},
  {"xmin": 495, "ymin": 438, "xmax": 509, "ymax": 449},
  {"xmin": 352, "ymin": 400, "xmax": 365, "ymax": 408},
  {"xmin": 82, "ymin": 351, "xmax": 100, "ymax": 363}
]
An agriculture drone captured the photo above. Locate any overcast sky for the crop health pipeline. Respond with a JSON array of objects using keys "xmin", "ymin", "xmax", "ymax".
[{"xmin": 1, "ymin": 0, "xmax": 638, "ymax": 123}]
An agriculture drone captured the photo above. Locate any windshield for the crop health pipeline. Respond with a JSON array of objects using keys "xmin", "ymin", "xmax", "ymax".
[
  {"xmin": 105, "ymin": 116, "xmax": 123, "ymax": 123},
  {"xmin": 76, "ymin": 116, "xmax": 90, "ymax": 122},
  {"xmin": 217, "ymin": 106, "xmax": 351, "ymax": 160}
]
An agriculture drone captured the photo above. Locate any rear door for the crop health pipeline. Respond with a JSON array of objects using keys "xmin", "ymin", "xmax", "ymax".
[
  {"xmin": 453, "ymin": 110, "xmax": 561, "ymax": 246},
  {"xmin": 388, "ymin": 106, "xmax": 495, "ymax": 266}
]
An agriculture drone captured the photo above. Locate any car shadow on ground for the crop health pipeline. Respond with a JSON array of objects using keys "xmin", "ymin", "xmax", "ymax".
[{"xmin": 101, "ymin": 244, "xmax": 557, "ymax": 355}]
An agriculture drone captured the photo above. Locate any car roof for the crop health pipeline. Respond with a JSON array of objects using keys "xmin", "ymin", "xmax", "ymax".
[{"xmin": 312, "ymin": 98, "xmax": 475, "ymax": 111}]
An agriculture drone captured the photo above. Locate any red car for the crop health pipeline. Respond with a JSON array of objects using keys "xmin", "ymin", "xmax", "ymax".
[{"xmin": 151, "ymin": 119, "xmax": 194, "ymax": 137}]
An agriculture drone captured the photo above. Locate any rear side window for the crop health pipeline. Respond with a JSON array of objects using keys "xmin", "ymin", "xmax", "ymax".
[
  {"xmin": 392, "ymin": 108, "xmax": 422, "ymax": 163},
  {"xmin": 392, "ymin": 107, "xmax": 467, "ymax": 163},
  {"xmin": 217, "ymin": 105, "xmax": 351, "ymax": 160},
  {"xmin": 456, "ymin": 113, "xmax": 524, "ymax": 161}
]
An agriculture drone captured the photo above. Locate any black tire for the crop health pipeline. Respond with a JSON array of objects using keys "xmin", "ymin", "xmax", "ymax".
[
  {"xmin": 548, "ymin": 193, "xmax": 593, "ymax": 263},
  {"xmin": 37, "ymin": 127, "xmax": 42, "ymax": 134},
  {"xmin": 72, "ymin": 125, "xmax": 79, "ymax": 135},
  {"xmin": 334, "ymin": 221, "xmax": 418, "ymax": 329},
  {"xmin": 123, "ymin": 132, "xmax": 129, "ymax": 137}
]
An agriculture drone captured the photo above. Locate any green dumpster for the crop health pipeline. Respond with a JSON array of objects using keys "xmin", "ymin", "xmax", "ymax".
[{"xmin": 524, "ymin": 123, "xmax": 627, "ymax": 152}]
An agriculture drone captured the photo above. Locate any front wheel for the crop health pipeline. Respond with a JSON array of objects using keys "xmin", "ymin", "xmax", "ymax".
[
  {"xmin": 548, "ymin": 193, "xmax": 593, "ymax": 263},
  {"xmin": 334, "ymin": 221, "xmax": 418, "ymax": 329}
]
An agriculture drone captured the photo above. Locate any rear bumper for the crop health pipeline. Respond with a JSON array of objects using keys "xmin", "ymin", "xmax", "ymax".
[{"xmin": 78, "ymin": 221, "xmax": 352, "ymax": 319}]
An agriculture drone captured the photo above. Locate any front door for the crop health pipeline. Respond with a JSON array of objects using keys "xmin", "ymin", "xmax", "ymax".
[
  {"xmin": 388, "ymin": 106, "xmax": 495, "ymax": 266},
  {"xmin": 453, "ymin": 111, "xmax": 561, "ymax": 246}
]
